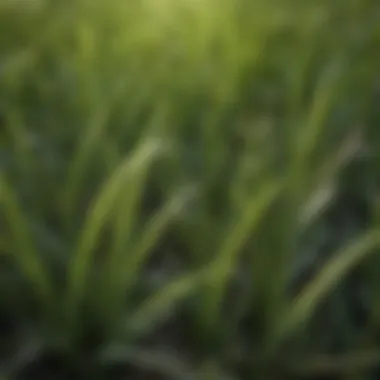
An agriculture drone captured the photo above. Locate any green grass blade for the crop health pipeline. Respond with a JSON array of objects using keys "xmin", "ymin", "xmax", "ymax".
[
  {"xmin": 201, "ymin": 180, "xmax": 282, "ymax": 328},
  {"xmin": 121, "ymin": 187, "xmax": 198, "ymax": 295},
  {"xmin": 295, "ymin": 61, "xmax": 344, "ymax": 166},
  {"xmin": 101, "ymin": 185, "xmax": 197, "ymax": 325},
  {"xmin": 0, "ymin": 176, "xmax": 54, "ymax": 306},
  {"xmin": 61, "ymin": 109, "xmax": 110, "ymax": 226},
  {"xmin": 65, "ymin": 138, "xmax": 164, "ymax": 325},
  {"xmin": 274, "ymin": 230, "xmax": 380, "ymax": 347},
  {"xmin": 300, "ymin": 183, "xmax": 335, "ymax": 228},
  {"xmin": 299, "ymin": 129, "xmax": 363, "ymax": 229},
  {"xmin": 126, "ymin": 270, "xmax": 205, "ymax": 338}
]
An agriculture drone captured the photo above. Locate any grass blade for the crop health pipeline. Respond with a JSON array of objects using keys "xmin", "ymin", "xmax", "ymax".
[
  {"xmin": 295, "ymin": 61, "xmax": 344, "ymax": 165},
  {"xmin": 103, "ymin": 186, "xmax": 197, "ymax": 324},
  {"xmin": 61, "ymin": 109, "xmax": 110, "ymax": 226},
  {"xmin": 65, "ymin": 138, "xmax": 164, "ymax": 325},
  {"xmin": 201, "ymin": 180, "xmax": 281, "ymax": 328},
  {"xmin": 0, "ymin": 176, "xmax": 54, "ymax": 306},
  {"xmin": 126, "ymin": 270, "xmax": 205, "ymax": 337},
  {"xmin": 123, "ymin": 187, "xmax": 198, "ymax": 294},
  {"xmin": 275, "ymin": 229, "xmax": 380, "ymax": 346}
]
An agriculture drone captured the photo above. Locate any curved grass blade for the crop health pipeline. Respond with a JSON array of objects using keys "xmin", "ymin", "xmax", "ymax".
[
  {"xmin": 0, "ymin": 176, "xmax": 54, "ymax": 306},
  {"xmin": 126, "ymin": 269, "xmax": 206, "ymax": 337},
  {"xmin": 61, "ymin": 108, "xmax": 110, "ymax": 226},
  {"xmin": 295, "ymin": 61, "xmax": 344, "ymax": 165},
  {"xmin": 201, "ymin": 180, "xmax": 282, "ymax": 329},
  {"xmin": 65, "ymin": 138, "xmax": 164, "ymax": 326},
  {"xmin": 104, "ymin": 186, "xmax": 198, "ymax": 321},
  {"xmin": 274, "ymin": 229, "xmax": 380, "ymax": 347}
]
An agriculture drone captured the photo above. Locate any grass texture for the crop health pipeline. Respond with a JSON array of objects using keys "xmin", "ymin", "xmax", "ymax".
[{"xmin": 1, "ymin": 0, "xmax": 380, "ymax": 379}]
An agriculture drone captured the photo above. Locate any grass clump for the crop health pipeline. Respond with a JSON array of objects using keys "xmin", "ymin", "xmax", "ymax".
[{"xmin": 1, "ymin": 0, "xmax": 380, "ymax": 379}]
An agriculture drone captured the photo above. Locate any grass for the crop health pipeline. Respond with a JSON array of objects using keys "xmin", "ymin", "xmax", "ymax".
[{"xmin": 1, "ymin": 0, "xmax": 380, "ymax": 379}]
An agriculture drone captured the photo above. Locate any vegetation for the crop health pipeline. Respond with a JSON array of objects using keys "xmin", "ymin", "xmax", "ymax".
[{"xmin": 1, "ymin": 0, "xmax": 380, "ymax": 378}]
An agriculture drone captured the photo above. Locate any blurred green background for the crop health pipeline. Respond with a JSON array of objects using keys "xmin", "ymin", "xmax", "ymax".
[{"xmin": 1, "ymin": 0, "xmax": 380, "ymax": 379}]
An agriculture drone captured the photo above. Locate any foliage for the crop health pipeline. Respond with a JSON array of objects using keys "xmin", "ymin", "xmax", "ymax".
[{"xmin": 1, "ymin": 0, "xmax": 380, "ymax": 379}]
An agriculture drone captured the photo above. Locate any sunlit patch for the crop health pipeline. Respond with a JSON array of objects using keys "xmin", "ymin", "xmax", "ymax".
[{"xmin": 0, "ymin": 0, "xmax": 46, "ymax": 11}]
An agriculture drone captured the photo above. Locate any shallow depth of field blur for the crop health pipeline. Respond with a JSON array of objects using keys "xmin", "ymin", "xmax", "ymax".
[{"xmin": 1, "ymin": 0, "xmax": 380, "ymax": 379}]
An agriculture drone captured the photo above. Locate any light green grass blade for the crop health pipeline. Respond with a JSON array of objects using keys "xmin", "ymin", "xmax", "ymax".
[
  {"xmin": 65, "ymin": 138, "xmax": 164, "ymax": 324},
  {"xmin": 201, "ymin": 180, "xmax": 282, "ymax": 328},
  {"xmin": 61, "ymin": 108, "xmax": 111, "ymax": 226},
  {"xmin": 121, "ymin": 187, "xmax": 198, "ymax": 294},
  {"xmin": 0, "ymin": 176, "xmax": 54, "ymax": 306},
  {"xmin": 101, "ymin": 185, "xmax": 197, "ymax": 324},
  {"xmin": 126, "ymin": 270, "xmax": 205, "ymax": 337},
  {"xmin": 300, "ymin": 183, "xmax": 336, "ymax": 227},
  {"xmin": 274, "ymin": 230, "xmax": 380, "ymax": 346},
  {"xmin": 295, "ymin": 61, "xmax": 344, "ymax": 166}
]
